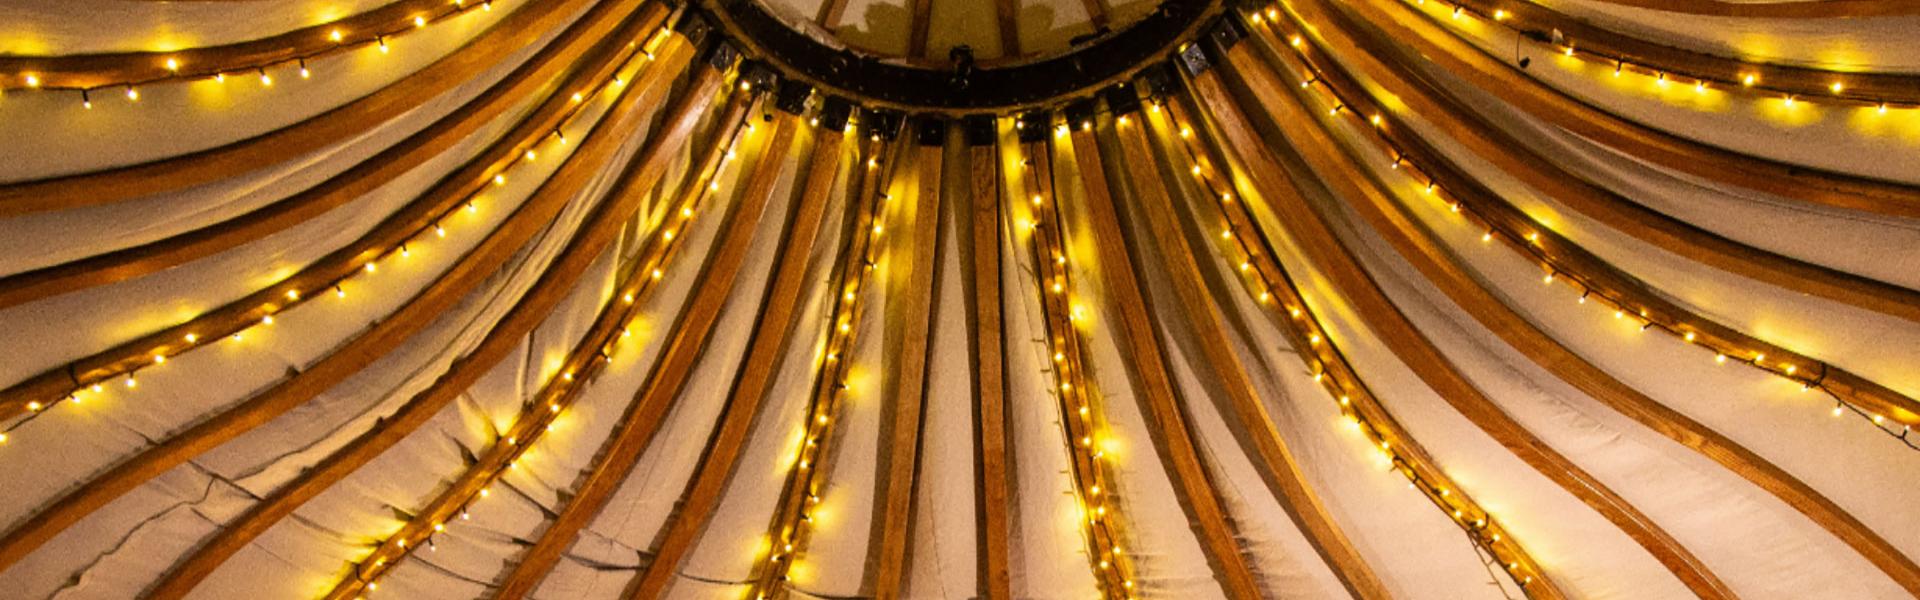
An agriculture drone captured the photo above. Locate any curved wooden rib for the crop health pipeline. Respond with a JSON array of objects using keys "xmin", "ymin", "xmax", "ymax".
[
  {"xmin": 964, "ymin": 139, "xmax": 1012, "ymax": 600},
  {"xmin": 0, "ymin": 0, "xmax": 662, "ymax": 424},
  {"xmin": 1192, "ymin": 43, "xmax": 1738, "ymax": 599},
  {"xmin": 0, "ymin": 0, "xmax": 482, "ymax": 90},
  {"xmin": 0, "ymin": 0, "xmax": 659, "ymax": 313},
  {"xmin": 0, "ymin": 0, "xmax": 593, "ymax": 215},
  {"xmin": 1569, "ymin": 0, "xmax": 1920, "ymax": 18},
  {"xmin": 1157, "ymin": 96, "xmax": 1563, "ymax": 598},
  {"xmin": 1240, "ymin": 17, "xmax": 1920, "ymax": 593},
  {"xmin": 1249, "ymin": 10, "xmax": 1920, "ymax": 325},
  {"xmin": 614, "ymin": 120, "xmax": 844, "ymax": 600},
  {"xmin": 740, "ymin": 132, "xmax": 896, "ymax": 599},
  {"xmin": 139, "ymin": 48, "xmax": 722, "ymax": 600},
  {"xmin": 1062, "ymin": 126, "xmax": 1265, "ymax": 599},
  {"xmin": 869, "ymin": 132, "xmax": 946, "ymax": 598},
  {"xmin": 1273, "ymin": 0, "xmax": 1920, "ymax": 427},
  {"xmin": 1315, "ymin": 0, "xmax": 1920, "ymax": 219},
  {"xmin": 487, "ymin": 105, "xmax": 792, "ymax": 600},
  {"xmin": 1442, "ymin": 0, "xmax": 1920, "ymax": 105},
  {"xmin": 1105, "ymin": 112, "xmax": 1392, "ymax": 599},
  {"xmin": 1015, "ymin": 136, "xmax": 1138, "ymax": 597},
  {"xmin": 0, "ymin": 27, "xmax": 696, "ymax": 580},
  {"xmin": 315, "ymin": 91, "xmax": 753, "ymax": 600}
]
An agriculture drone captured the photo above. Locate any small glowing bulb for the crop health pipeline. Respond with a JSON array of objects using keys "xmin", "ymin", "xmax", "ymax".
[
  {"xmin": 1830, "ymin": 82, "xmax": 1844, "ymax": 94},
  {"xmin": 259, "ymin": 71, "xmax": 272, "ymax": 86},
  {"xmin": 185, "ymin": 333, "xmax": 199, "ymax": 343},
  {"xmin": 28, "ymin": 401, "xmax": 44, "ymax": 411},
  {"xmin": 1684, "ymin": 332, "xmax": 1696, "ymax": 342},
  {"xmin": 1832, "ymin": 405, "xmax": 1845, "ymax": 418},
  {"xmin": 165, "ymin": 58, "xmax": 179, "ymax": 72},
  {"xmin": 125, "ymin": 86, "xmax": 139, "ymax": 101},
  {"xmin": 330, "ymin": 29, "xmax": 344, "ymax": 43},
  {"xmin": 651, "ymin": 268, "xmax": 663, "ymax": 280},
  {"xmin": 262, "ymin": 315, "xmax": 275, "ymax": 325},
  {"xmin": 1715, "ymin": 354, "xmax": 1727, "ymax": 364},
  {"xmin": 1493, "ymin": 9, "xmax": 1507, "ymax": 19},
  {"xmin": 378, "ymin": 37, "xmax": 390, "ymax": 53},
  {"xmin": 494, "ymin": 174, "xmax": 507, "ymax": 186},
  {"xmin": 1742, "ymin": 74, "xmax": 1756, "ymax": 87},
  {"xmin": 415, "ymin": 15, "xmax": 428, "ymax": 28}
]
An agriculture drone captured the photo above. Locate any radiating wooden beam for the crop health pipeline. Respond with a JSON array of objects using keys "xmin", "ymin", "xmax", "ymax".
[
  {"xmin": 1251, "ymin": 11, "xmax": 1920, "ymax": 326},
  {"xmin": 964, "ymin": 138, "xmax": 1012, "ymax": 600},
  {"xmin": 0, "ymin": 0, "xmax": 599, "ymax": 215},
  {"xmin": 1061, "ymin": 126, "xmax": 1264, "ymax": 599},
  {"xmin": 138, "ymin": 44, "xmax": 723, "ymax": 600},
  {"xmin": 1574, "ymin": 0, "xmax": 1920, "ymax": 17},
  {"xmin": 314, "ymin": 93, "xmax": 755, "ymax": 600},
  {"xmin": 869, "ymin": 125, "xmax": 946, "ymax": 599},
  {"xmin": 908, "ymin": 0, "xmax": 935, "ymax": 58},
  {"xmin": 1191, "ymin": 41, "xmax": 1737, "ymax": 599},
  {"xmin": 615, "ymin": 121, "xmax": 846, "ymax": 600},
  {"xmin": 0, "ymin": 0, "xmax": 663, "ymax": 422},
  {"xmin": 1319, "ymin": 0, "xmax": 1920, "ymax": 219},
  {"xmin": 488, "ymin": 109, "xmax": 797, "ymax": 600},
  {"xmin": 0, "ymin": 11, "xmax": 684, "ymax": 578},
  {"xmin": 1153, "ymin": 95, "xmax": 1565, "ymax": 599},
  {"xmin": 1078, "ymin": 0, "xmax": 1113, "ymax": 30},
  {"xmin": 817, "ymin": 0, "xmax": 852, "ymax": 29},
  {"xmin": 994, "ymin": 0, "xmax": 1022, "ymax": 57},
  {"xmin": 1105, "ymin": 113, "xmax": 1391, "ymax": 599},
  {"xmin": 1238, "ymin": 17, "xmax": 1920, "ymax": 595}
]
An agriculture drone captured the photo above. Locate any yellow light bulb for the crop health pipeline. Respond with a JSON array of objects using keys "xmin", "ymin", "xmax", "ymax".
[
  {"xmin": 415, "ymin": 15, "xmax": 428, "ymax": 28},
  {"xmin": 165, "ymin": 58, "xmax": 179, "ymax": 72}
]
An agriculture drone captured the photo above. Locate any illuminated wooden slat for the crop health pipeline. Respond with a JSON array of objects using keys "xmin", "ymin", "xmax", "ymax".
[
  {"xmin": 1434, "ymin": 0, "xmax": 1920, "ymax": 102},
  {"xmin": 965, "ymin": 139, "xmax": 1012, "ymax": 600},
  {"xmin": 1154, "ymin": 96, "xmax": 1564, "ymax": 599},
  {"xmin": 1193, "ymin": 41, "xmax": 1738, "ymax": 599},
  {"xmin": 1240, "ymin": 16, "xmax": 1920, "ymax": 594},
  {"xmin": 1015, "ymin": 135, "xmax": 1133, "ymax": 597},
  {"xmin": 0, "ymin": 0, "xmax": 506, "ymax": 90},
  {"xmin": 1105, "ymin": 112, "xmax": 1391, "ymax": 599},
  {"xmin": 1248, "ymin": 11, "xmax": 1920, "ymax": 327},
  {"xmin": 744, "ymin": 129, "xmax": 900, "ymax": 599},
  {"xmin": 1314, "ymin": 0, "xmax": 1920, "ymax": 219},
  {"xmin": 870, "ymin": 125, "xmax": 946, "ymax": 599},
  {"xmin": 817, "ymin": 0, "xmax": 853, "ymax": 29},
  {"xmin": 1275, "ymin": 0, "xmax": 1920, "ymax": 432},
  {"xmin": 615, "ymin": 119, "xmax": 846, "ymax": 600},
  {"xmin": 0, "ymin": 19, "xmax": 695, "ymax": 579},
  {"xmin": 487, "ymin": 108, "xmax": 796, "ymax": 600},
  {"xmin": 312, "ymin": 92, "xmax": 755, "ymax": 600},
  {"xmin": 140, "ymin": 46, "xmax": 725, "ymax": 600},
  {"xmin": 1061, "ymin": 125, "xmax": 1265, "ymax": 599},
  {"xmin": 0, "ymin": 0, "xmax": 598, "ymax": 215},
  {"xmin": 0, "ymin": 0, "xmax": 664, "ymax": 422}
]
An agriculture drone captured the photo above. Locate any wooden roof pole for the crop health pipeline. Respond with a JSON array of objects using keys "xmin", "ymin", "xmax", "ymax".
[
  {"xmin": 1062, "ymin": 123, "xmax": 1264, "ymax": 600},
  {"xmin": 614, "ymin": 118, "xmax": 846, "ymax": 600},
  {"xmin": 139, "ymin": 40, "xmax": 722, "ymax": 600},
  {"xmin": 488, "ymin": 106, "xmax": 797, "ymax": 600},
  {"xmin": 1192, "ymin": 38, "xmax": 1736, "ymax": 599},
  {"xmin": 964, "ymin": 129, "xmax": 1012, "ymax": 600},
  {"xmin": 1105, "ymin": 107, "xmax": 1392, "ymax": 600}
]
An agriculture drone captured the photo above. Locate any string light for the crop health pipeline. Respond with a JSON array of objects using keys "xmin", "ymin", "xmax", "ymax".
[
  {"xmin": 1270, "ymin": 10, "xmax": 1920, "ymax": 450},
  {"xmin": 1158, "ymin": 91, "xmax": 1549, "ymax": 592},
  {"xmin": 748, "ymin": 127, "xmax": 897, "ymax": 597}
]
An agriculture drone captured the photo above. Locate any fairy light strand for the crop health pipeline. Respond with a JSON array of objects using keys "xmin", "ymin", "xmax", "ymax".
[
  {"xmin": 1017, "ymin": 122, "xmax": 1137, "ymax": 599},
  {"xmin": 745, "ymin": 124, "xmax": 897, "ymax": 600},
  {"xmin": 1261, "ymin": 8, "xmax": 1918, "ymax": 450},
  {"xmin": 0, "ymin": 24, "xmax": 681, "ymax": 443},
  {"xmin": 1154, "ymin": 84, "xmax": 1546, "ymax": 596},
  {"xmin": 327, "ymin": 72, "xmax": 754, "ymax": 599},
  {"xmin": 6, "ymin": 0, "xmax": 501, "ymax": 107}
]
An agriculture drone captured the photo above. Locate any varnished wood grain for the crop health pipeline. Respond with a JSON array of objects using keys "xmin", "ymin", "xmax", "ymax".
[{"xmin": 965, "ymin": 143, "xmax": 1012, "ymax": 600}]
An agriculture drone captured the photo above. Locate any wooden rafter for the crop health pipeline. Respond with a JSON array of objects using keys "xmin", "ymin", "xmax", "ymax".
[
  {"xmin": 487, "ymin": 107, "xmax": 797, "ymax": 600},
  {"xmin": 908, "ymin": 0, "xmax": 936, "ymax": 58},
  {"xmin": 140, "ymin": 39, "xmax": 721, "ymax": 600},
  {"xmin": 0, "ymin": 0, "xmax": 600, "ymax": 215},
  {"xmin": 1061, "ymin": 125, "xmax": 1264, "ymax": 599},
  {"xmin": 313, "ymin": 92, "xmax": 755, "ymax": 600},
  {"xmin": 965, "ymin": 138, "xmax": 1012, "ymax": 600},
  {"xmin": 1105, "ymin": 111, "xmax": 1391, "ymax": 599},
  {"xmin": 868, "ymin": 125, "xmax": 946, "ymax": 598},
  {"xmin": 1192, "ymin": 42, "xmax": 1737, "ymax": 599},
  {"xmin": 0, "ymin": 2, "xmax": 671, "ymax": 575},
  {"xmin": 994, "ymin": 0, "xmax": 1022, "ymax": 57},
  {"xmin": 1236, "ymin": 16, "xmax": 1920, "ymax": 595},
  {"xmin": 0, "ymin": 0, "xmax": 664, "ymax": 421},
  {"xmin": 616, "ymin": 120, "xmax": 847, "ymax": 600},
  {"xmin": 1323, "ymin": 0, "xmax": 1920, "ymax": 220}
]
